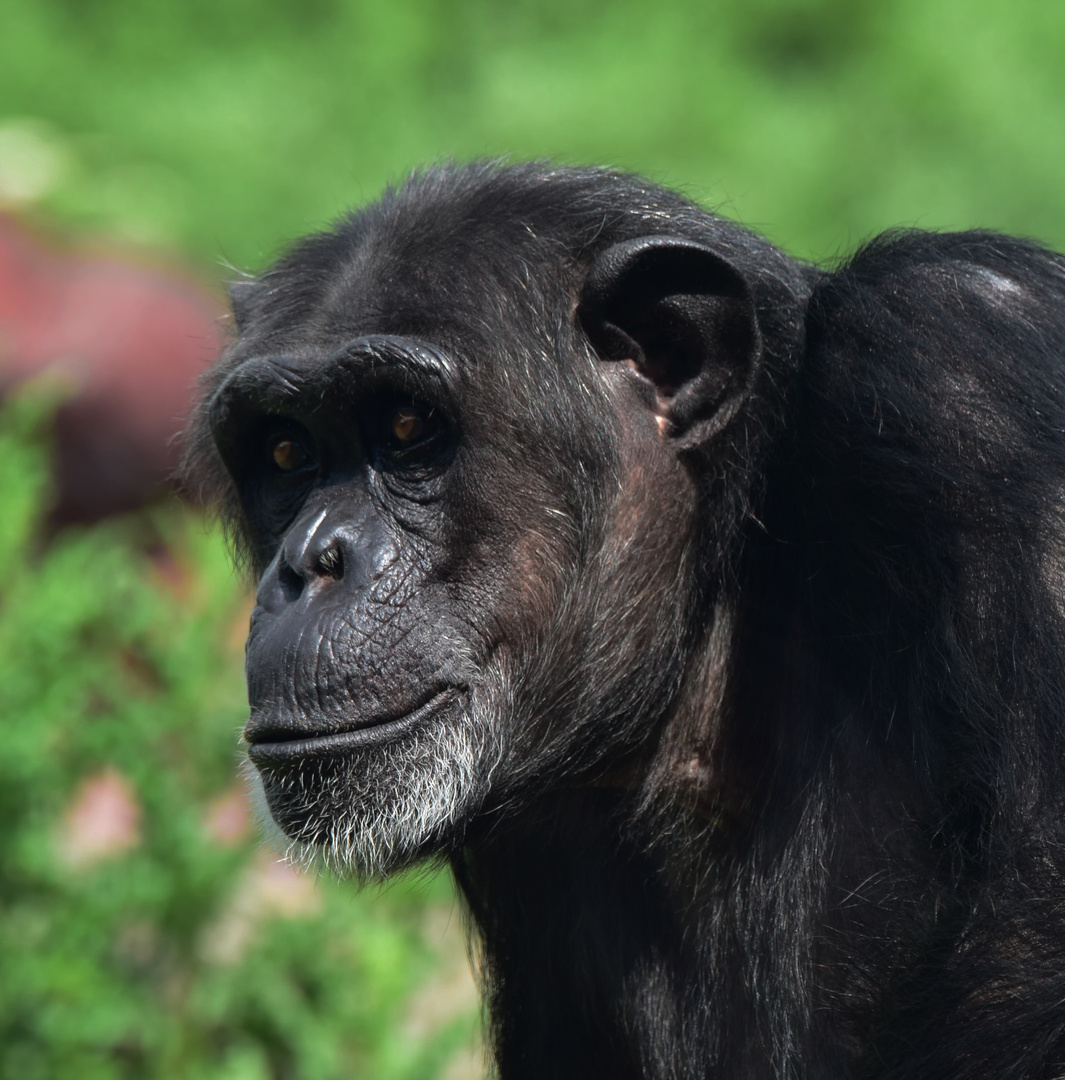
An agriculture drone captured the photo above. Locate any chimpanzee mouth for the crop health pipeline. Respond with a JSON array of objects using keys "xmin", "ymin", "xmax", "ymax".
[{"xmin": 245, "ymin": 687, "xmax": 465, "ymax": 765}]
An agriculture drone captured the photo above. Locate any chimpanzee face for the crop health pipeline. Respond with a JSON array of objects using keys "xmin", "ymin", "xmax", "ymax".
[{"xmin": 200, "ymin": 167, "xmax": 769, "ymax": 878}]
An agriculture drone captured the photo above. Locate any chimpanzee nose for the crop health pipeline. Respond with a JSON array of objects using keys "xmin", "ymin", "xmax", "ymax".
[
  {"xmin": 283, "ymin": 509, "xmax": 344, "ymax": 585},
  {"xmin": 255, "ymin": 505, "xmax": 385, "ymax": 613}
]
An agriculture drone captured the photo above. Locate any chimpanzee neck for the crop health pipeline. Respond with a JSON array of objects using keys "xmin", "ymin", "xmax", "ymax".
[
  {"xmin": 452, "ymin": 792, "xmax": 775, "ymax": 1080},
  {"xmin": 451, "ymin": 683, "xmax": 952, "ymax": 1079}
]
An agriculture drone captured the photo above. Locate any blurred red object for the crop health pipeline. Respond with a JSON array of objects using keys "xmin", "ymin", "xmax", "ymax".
[{"xmin": 0, "ymin": 214, "xmax": 223, "ymax": 524}]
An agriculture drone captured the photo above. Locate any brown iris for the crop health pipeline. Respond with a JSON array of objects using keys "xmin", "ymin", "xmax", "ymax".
[
  {"xmin": 270, "ymin": 437, "xmax": 309, "ymax": 471},
  {"xmin": 390, "ymin": 407, "xmax": 425, "ymax": 444}
]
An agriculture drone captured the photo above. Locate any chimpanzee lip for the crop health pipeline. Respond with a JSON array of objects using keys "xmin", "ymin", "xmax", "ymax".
[{"xmin": 245, "ymin": 686, "xmax": 463, "ymax": 765}]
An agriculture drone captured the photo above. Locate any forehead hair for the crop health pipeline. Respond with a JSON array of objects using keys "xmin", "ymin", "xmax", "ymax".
[
  {"xmin": 224, "ymin": 163, "xmax": 705, "ymax": 353},
  {"xmin": 183, "ymin": 161, "xmax": 806, "ymax": 563}
]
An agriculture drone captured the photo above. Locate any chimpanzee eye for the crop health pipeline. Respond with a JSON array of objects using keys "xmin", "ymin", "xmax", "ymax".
[
  {"xmin": 391, "ymin": 407, "xmax": 425, "ymax": 444},
  {"xmin": 265, "ymin": 431, "xmax": 315, "ymax": 473},
  {"xmin": 385, "ymin": 404, "xmax": 440, "ymax": 452}
]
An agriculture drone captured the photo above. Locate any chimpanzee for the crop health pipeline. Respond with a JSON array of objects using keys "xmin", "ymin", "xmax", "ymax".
[
  {"xmin": 0, "ymin": 214, "xmax": 221, "ymax": 524},
  {"xmin": 186, "ymin": 162, "xmax": 1065, "ymax": 1079}
]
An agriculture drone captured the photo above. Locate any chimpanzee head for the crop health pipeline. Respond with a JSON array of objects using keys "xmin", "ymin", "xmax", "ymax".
[{"xmin": 187, "ymin": 162, "xmax": 808, "ymax": 877}]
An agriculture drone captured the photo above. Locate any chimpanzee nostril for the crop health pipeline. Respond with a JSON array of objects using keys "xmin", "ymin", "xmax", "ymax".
[
  {"xmin": 316, "ymin": 544, "xmax": 344, "ymax": 580},
  {"xmin": 278, "ymin": 559, "xmax": 304, "ymax": 602},
  {"xmin": 286, "ymin": 515, "xmax": 349, "ymax": 589}
]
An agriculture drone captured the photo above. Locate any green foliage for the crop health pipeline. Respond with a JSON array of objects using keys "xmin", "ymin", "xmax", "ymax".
[
  {"xmin": 2, "ymin": 0, "xmax": 1065, "ymax": 268},
  {"xmin": 0, "ymin": 393, "xmax": 479, "ymax": 1080}
]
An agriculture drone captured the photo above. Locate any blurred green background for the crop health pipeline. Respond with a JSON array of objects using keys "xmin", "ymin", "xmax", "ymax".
[{"xmin": 1, "ymin": 1, "xmax": 1063, "ymax": 1077}]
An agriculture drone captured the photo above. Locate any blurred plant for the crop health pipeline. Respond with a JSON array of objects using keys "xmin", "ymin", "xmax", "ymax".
[
  {"xmin": 4, "ymin": 0, "xmax": 1065, "ymax": 267},
  {"xmin": 0, "ymin": 389, "xmax": 480, "ymax": 1080}
]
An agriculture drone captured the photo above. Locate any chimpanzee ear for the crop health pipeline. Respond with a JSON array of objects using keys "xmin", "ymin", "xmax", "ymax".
[{"xmin": 579, "ymin": 236, "xmax": 762, "ymax": 448}]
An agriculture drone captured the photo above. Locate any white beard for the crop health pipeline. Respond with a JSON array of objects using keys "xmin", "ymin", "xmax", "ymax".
[{"xmin": 245, "ymin": 676, "xmax": 507, "ymax": 880}]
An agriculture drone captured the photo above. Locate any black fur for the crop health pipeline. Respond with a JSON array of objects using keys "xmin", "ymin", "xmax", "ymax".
[{"xmin": 187, "ymin": 162, "xmax": 1065, "ymax": 1079}]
